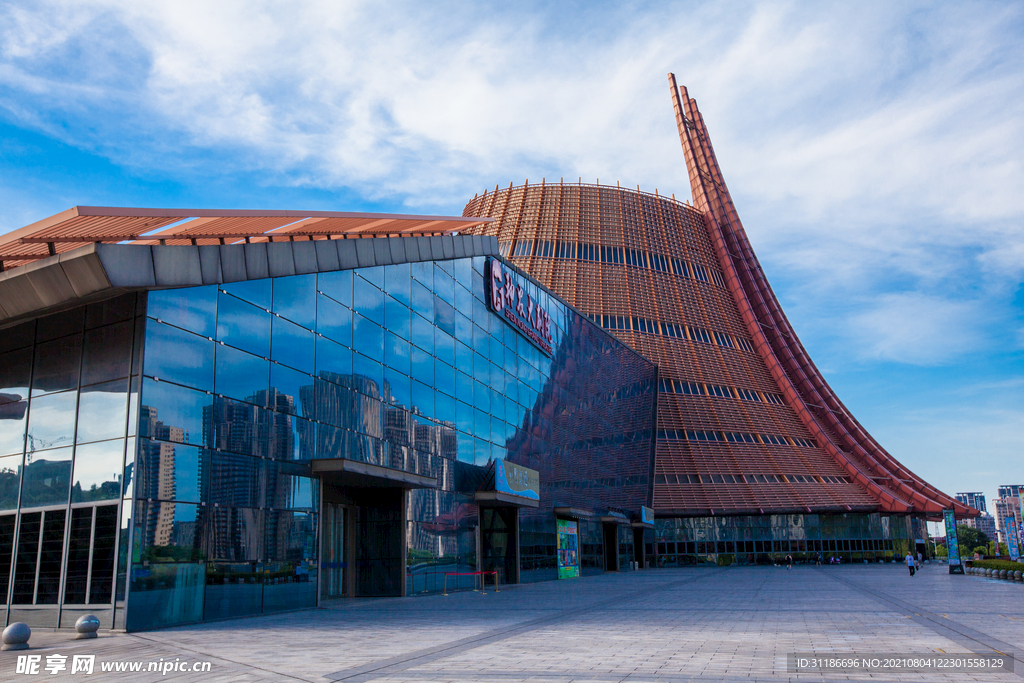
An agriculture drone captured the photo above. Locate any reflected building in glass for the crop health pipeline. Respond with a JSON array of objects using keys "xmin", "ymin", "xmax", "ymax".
[{"xmin": 0, "ymin": 209, "xmax": 657, "ymax": 631}]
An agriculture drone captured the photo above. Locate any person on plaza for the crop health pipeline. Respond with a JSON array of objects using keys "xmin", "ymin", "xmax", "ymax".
[
  {"xmin": 815, "ymin": 553, "xmax": 822, "ymax": 566},
  {"xmin": 905, "ymin": 552, "xmax": 915, "ymax": 576},
  {"xmin": 786, "ymin": 554, "xmax": 793, "ymax": 571},
  {"xmin": 917, "ymin": 551, "xmax": 923, "ymax": 565}
]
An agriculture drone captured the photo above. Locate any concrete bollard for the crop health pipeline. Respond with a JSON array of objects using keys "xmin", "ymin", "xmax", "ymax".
[
  {"xmin": 75, "ymin": 615, "xmax": 100, "ymax": 639},
  {"xmin": 1, "ymin": 623, "xmax": 31, "ymax": 651}
]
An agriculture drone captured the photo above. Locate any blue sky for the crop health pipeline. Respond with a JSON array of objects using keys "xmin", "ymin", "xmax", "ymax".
[{"xmin": 2, "ymin": 0, "xmax": 1022, "ymax": 513}]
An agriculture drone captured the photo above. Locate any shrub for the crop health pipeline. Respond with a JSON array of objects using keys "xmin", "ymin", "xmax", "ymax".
[{"xmin": 970, "ymin": 559, "xmax": 1024, "ymax": 572}]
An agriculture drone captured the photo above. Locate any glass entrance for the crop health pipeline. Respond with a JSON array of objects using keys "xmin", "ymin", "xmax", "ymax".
[{"xmin": 321, "ymin": 504, "xmax": 346, "ymax": 599}]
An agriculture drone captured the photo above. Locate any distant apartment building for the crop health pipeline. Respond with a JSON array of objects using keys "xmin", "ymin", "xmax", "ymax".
[
  {"xmin": 956, "ymin": 492, "xmax": 987, "ymax": 513},
  {"xmin": 998, "ymin": 485, "xmax": 1024, "ymax": 499}
]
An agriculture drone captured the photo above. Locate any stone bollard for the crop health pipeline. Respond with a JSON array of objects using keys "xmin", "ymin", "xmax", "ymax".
[
  {"xmin": 75, "ymin": 615, "xmax": 100, "ymax": 639},
  {"xmin": 1000, "ymin": 570, "xmax": 1008, "ymax": 580},
  {"xmin": 1, "ymin": 623, "xmax": 31, "ymax": 651},
  {"xmin": 1015, "ymin": 571, "xmax": 1022, "ymax": 582}
]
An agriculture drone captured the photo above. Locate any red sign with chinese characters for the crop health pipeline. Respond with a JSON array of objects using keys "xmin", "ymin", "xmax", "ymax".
[{"xmin": 488, "ymin": 258, "xmax": 553, "ymax": 355}]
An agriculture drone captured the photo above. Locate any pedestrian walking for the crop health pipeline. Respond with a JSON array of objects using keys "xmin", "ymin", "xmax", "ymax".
[
  {"xmin": 786, "ymin": 554, "xmax": 793, "ymax": 571},
  {"xmin": 905, "ymin": 552, "xmax": 915, "ymax": 577}
]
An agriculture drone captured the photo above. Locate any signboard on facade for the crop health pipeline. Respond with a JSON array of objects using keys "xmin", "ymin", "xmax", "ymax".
[
  {"xmin": 557, "ymin": 518, "xmax": 579, "ymax": 579},
  {"xmin": 488, "ymin": 258, "xmax": 553, "ymax": 355},
  {"xmin": 943, "ymin": 509, "xmax": 963, "ymax": 573},
  {"xmin": 494, "ymin": 459, "xmax": 540, "ymax": 501},
  {"xmin": 641, "ymin": 506, "xmax": 655, "ymax": 525},
  {"xmin": 1005, "ymin": 517, "xmax": 1020, "ymax": 561}
]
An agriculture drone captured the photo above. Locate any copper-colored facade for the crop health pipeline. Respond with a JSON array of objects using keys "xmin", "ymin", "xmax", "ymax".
[{"xmin": 463, "ymin": 75, "xmax": 973, "ymax": 522}]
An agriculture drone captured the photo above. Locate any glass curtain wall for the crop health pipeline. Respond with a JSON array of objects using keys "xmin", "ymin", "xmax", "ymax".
[
  {"xmin": 0, "ymin": 294, "xmax": 142, "ymax": 629},
  {"xmin": 651, "ymin": 513, "xmax": 918, "ymax": 567}
]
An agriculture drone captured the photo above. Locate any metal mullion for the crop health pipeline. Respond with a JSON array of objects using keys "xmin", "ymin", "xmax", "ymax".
[
  {"xmin": 84, "ymin": 506, "xmax": 96, "ymax": 604},
  {"xmin": 31, "ymin": 510, "xmax": 44, "ymax": 604}
]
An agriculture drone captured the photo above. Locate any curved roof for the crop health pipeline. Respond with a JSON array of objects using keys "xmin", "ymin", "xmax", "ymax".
[{"xmin": 0, "ymin": 206, "xmax": 491, "ymax": 271}]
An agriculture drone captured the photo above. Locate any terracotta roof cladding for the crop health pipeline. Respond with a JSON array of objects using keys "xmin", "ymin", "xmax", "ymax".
[{"xmin": 0, "ymin": 206, "xmax": 492, "ymax": 270}]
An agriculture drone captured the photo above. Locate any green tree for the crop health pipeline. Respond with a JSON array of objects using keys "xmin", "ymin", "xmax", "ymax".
[{"xmin": 956, "ymin": 525, "xmax": 988, "ymax": 557}]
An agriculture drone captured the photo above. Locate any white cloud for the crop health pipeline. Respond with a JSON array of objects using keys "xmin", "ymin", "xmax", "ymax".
[
  {"xmin": 846, "ymin": 292, "xmax": 985, "ymax": 364},
  {"xmin": 0, "ymin": 0, "xmax": 1022, "ymax": 367}
]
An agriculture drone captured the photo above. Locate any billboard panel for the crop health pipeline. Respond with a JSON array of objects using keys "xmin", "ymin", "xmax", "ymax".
[
  {"xmin": 943, "ymin": 509, "xmax": 963, "ymax": 573},
  {"xmin": 557, "ymin": 518, "xmax": 579, "ymax": 579}
]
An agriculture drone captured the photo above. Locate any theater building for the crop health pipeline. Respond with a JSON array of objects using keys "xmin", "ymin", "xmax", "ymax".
[
  {"xmin": 460, "ymin": 75, "xmax": 976, "ymax": 568},
  {"xmin": 0, "ymin": 211, "xmax": 657, "ymax": 631}
]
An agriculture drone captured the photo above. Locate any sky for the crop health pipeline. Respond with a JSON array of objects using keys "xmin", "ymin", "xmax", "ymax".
[{"xmin": 1, "ymin": 0, "xmax": 1022, "ymax": 514}]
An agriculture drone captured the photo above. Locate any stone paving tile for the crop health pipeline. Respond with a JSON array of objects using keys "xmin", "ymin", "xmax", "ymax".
[{"xmin": 1, "ymin": 565, "xmax": 1021, "ymax": 682}]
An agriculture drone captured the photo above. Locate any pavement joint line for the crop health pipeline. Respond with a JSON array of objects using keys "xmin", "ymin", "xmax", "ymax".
[
  {"xmin": 814, "ymin": 567, "xmax": 1024, "ymax": 677},
  {"xmin": 127, "ymin": 632, "xmax": 322, "ymax": 683},
  {"xmin": 324, "ymin": 571, "xmax": 720, "ymax": 682}
]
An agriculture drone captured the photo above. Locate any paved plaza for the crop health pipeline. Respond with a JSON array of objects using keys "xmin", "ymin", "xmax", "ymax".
[{"xmin": 3, "ymin": 563, "xmax": 1023, "ymax": 682}]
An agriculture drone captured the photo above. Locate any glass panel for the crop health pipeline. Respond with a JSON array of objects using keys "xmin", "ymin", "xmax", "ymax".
[
  {"xmin": 71, "ymin": 439, "xmax": 124, "ymax": 503},
  {"xmin": 435, "ymin": 361, "xmax": 455, "ymax": 397},
  {"xmin": 455, "ymin": 341, "xmax": 473, "ymax": 375},
  {"xmin": 216, "ymin": 292, "xmax": 271, "ymax": 358},
  {"xmin": 0, "ymin": 347, "xmax": 32, "ymax": 405},
  {"xmin": 359, "ymin": 266, "xmax": 384, "ymax": 289},
  {"xmin": 265, "ymin": 463, "xmax": 315, "ymax": 510},
  {"xmin": 411, "ymin": 314, "xmax": 433, "ymax": 353},
  {"xmin": 0, "ymin": 513, "xmax": 15, "ymax": 600},
  {"xmin": 81, "ymin": 320, "xmax": 133, "ymax": 386},
  {"xmin": 411, "ymin": 280, "xmax": 433, "ymax": 320},
  {"xmin": 266, "ymin": 412, "xmax": 313, "ymax": 461},
  {"xmin": 0, "ymin": 320, "xmax": 35, "ymax": 354},
  {"xmin": 316, "ymin": 294, "xmax": 352, "ymax": 347},
  {"xmin": 435, "ymin": 330, "xmax": 455, "ymax": 368},
  {"xmin": 87, "ymin": 293, "xmax": 137, "ymax": 329},
  {"xmin": 137, "ymin": 439, "xmax": 208, "ymax": 503},
  {"xmin": 64, "ymin": 507, "xmax": 92, "ymax": 603},
  {"xmin": 269, "ymin": 364, "xmax": 313, "ymax": 418},
  {"xmin": 0, "ymin": 400, "xmax": 27, "ymax": 457},
  {"xmin": 263, "ymin": 509, "xmax": 317, "ymax": 612},
  {"xmin": 411, "ymin": 347, "xmax": 433, "ymax": 386},
  {"xmin": 222, "ymin": 279, "xmax": 271, "ymax": 310},
  {"xmin": 455, "ymin": 285, "xmax": 473, "ymax": 324},
  {"xmin": 352, "ymin": 353, "xmax": 382, "ymax": 399},
  {"xmin": 143, "ymin": 321, "xmax": 215, "ymax": 391},
  {"xmin": 128, "ymin": 502, "xmax": 205, "ymax": 629},
  {"xmin": 272, "ymin": 274, "xmax": 316, "ymax": 329},
  {"xmin": 315, "ymin": 337, "xmax": 352, "ymax": 383},
  {"xmin": 353, "ymin": 275, "xmax": 384, "ymax": 325},
  {"xmin": 434, "ymin": 266, "xmax": 455, "ymax": 305},
  {"xmin": 435, "ymin": 392, "xmax": 455, "ymax": 424},
  {"xmin": 353, "ymin": 315, "xmax": 383, "ymax": 362},
  {"xmin": 148, "ymin": 286, "xmax": 217, "ymax": 338},
  {"xmin": 412, "ymin": 382, "xmax": 433, "ymax": 418},
  {"xmin": 382, "ymin": 329, "xmax": 409, "ymax": 374},
  {"xmin": 76, "ymin": 379, "xmax": 128, "ymax": 444},
  {"xmin": 271, "ymin": 316, "xmax": 315, "ymax": 374},
  {"xmin": 205, "ymin": 561, "xmax": 263, "ymax": 620},
  {"xmin": 89, "ymin": 504, "xmax": 118, "ymax": 604},
  {"xmin": 37, "ymin": 308, "xmax": 84, "ymax": 343},
  {"xmin": 12, "ymin": 511, "xmax": 41, "ymax": 603},
  {"xmin": 209, "ymin": 452, "xmax": 264, "ymax": 508},
  {"xmin": 215, "ymin": 344, "xmax": 270, "ymax": 405},
  {"xmin": 384, "ymin": 367, "xmax": 411, "ymax": 408},
  {"xmin": 384, "ymin": 295, "xmax": 411, "ymax": 341},
  {"xmin": 209, "ymin": 396, "xmax": 267, "ymax": 458},
  {"xmin": 139, "ymin": 378, "xmax": 210, "ymax": 447},
  {"xmin": 32, "ymin": 334, "xmax": 82, "ymax": 396},
  {"xmin": 318, "ymin": 270, "xmax": 352, "ymax": 307},
  {"xmin": 412, "ymin": 261, "xmax": 432, "ymax": 289},
  {"xmin": 27, "ymin": 389, "xmax": 77, "ymax": 453},
  {"xmin": 36, "ymin": 509, "xmax": 66, "ymax": 604},
  {"xmin": 0, "ymin": 454, "xmax": 21, "ymax": 510},
  {"xmin": 384, "ymin": 263, "xmax": 411, "ymax": 306}
]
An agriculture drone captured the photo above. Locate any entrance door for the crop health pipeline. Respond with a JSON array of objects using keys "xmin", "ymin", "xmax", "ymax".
[
  {"xmin": 603, "ymin": 523, "xmax": 619, "ymax": 572},
  {"xmin": 321, "ymin": 504, "xmax": 347, "ymax": 599},
  {"xmin": 480, "ymin": 507, "xmax": 518, "ymax": 585}
]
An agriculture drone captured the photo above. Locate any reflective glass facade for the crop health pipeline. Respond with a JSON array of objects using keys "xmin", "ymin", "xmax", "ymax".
[{"xmin": 0, "ymin": 253, "xmax": 657, "ymax": 630}]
